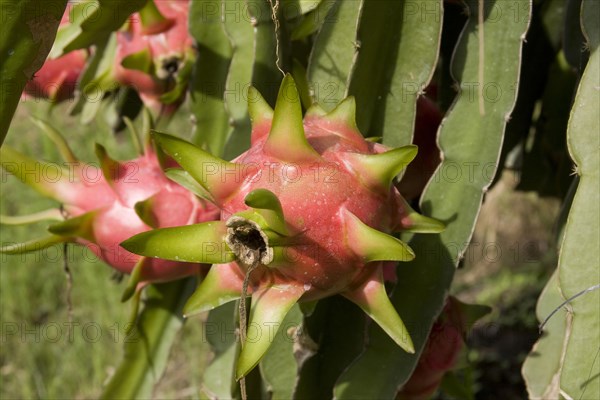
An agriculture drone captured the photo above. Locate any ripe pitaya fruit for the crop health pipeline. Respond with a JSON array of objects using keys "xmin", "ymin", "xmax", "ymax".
[
  {"xmin": 398, "ymin": 95, "xmax": 443, "ymax": 202},
  {"xmin": 0, "ymin": 120, "xmax": 217, "ymax": 287},
  {"xmin": 113, "ymin": 0, "xmax": 195, "ymax": 112},
  {"xmin": 22, "ymin": 12, "xmax": 87, "ymax": 102},
  {"xmin": 397, "ymin": 299, "xmax": 464, "ymax": 400},
  {"xmin": 122, "ymin": 75, "xmax": 445, "ymax": 378}
]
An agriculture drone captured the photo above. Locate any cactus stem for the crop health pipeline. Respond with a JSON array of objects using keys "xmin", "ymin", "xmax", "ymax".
[{"xmin": 121, "ymin": 257, "xmax": 147, "ymax": 302}]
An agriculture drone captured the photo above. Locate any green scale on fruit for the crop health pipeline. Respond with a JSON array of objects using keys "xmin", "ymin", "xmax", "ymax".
[{"xmin": 122, "ymin": 75, "xmax": 445, "ymax": 379}]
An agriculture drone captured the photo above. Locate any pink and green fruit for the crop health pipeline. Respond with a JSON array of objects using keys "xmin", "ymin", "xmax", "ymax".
[
  {"xmin": 114, "ymin": 0, "xmax": 194, "ymax": 112},
  {"xmin": 398, "ymin": 95, "xmax": 443, "ymax": 201},
  {"xmin": 397, "ymin": 296, "xmax": 466, "ymax": 400},
  {"xmin": 122, "ymin": 75, "xmax": 445, "ymax": 378},
  {"xmin": 0, "ymin": 126, "xmax": 217, "ymax": 284}
]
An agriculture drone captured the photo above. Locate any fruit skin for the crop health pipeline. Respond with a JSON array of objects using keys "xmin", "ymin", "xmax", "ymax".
[
  {"xmin": 114, "ymin": 0, "xmax": 194, "ymax": 112},
  {"xmin": 398, "ymin": 95, "xmax": 443, "ymax": 202},
  {"xmin": 397, "ymin": 297, "xmax": 465, "ymax": 400},
  {"xmin": 22, "ymin": 13, "xmax": 87, "ymax": 102},
  {"xmin": 0, "ymin": 140, "xmax": 218, "ymax": 283},
  {"xmin": 221, "ymin": 113, "xmax": 408, "ymax": 299},
  {"xmin": 77, "ymin": 149, "xmax": 216, "ymax": 281},
  {"xmin": 122, "ymin": 75, "xmax": 445, "ymax": 378}
]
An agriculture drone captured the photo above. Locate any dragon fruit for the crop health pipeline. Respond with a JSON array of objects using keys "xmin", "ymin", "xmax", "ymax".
[
  {"xmin": 113, "ymin": 0, "xmax": 195, "ymax": 112},
  {"xmin": 22, "ymin": 12, "xmax": 87, "ymax": 102},
  {"xmin": 23, "ymin": 0, "xmax": 194, "ymax": 112},
  {"xmin": 122, "ymin": 75, "xmax": 445, "ymax": 378},
  {"xmin": 0, "ymin": 120, "xmax": 217, "ymax": 286},
  {"xmin": 398, "ymin": 93, "xmax": 443, "ymax": 201},
  {"xmin": 397, "ymin": 297, "xmax": 467, "ymax": 400}
]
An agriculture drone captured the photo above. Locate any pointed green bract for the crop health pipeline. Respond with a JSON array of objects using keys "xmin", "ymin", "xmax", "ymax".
[
  {"xmin": 121, "ymin": 48, "xmax": 154, "ymax": 73},
  {"xmin": 247, "ymin": 86, "xmax": 273, "ymax": 126},
  {"xmin": 164, "ymin": 169, "xmax": 213, "ymax": 202},
  {"xmin": 236, "ymin": 284, "xmax": 307, "ymax": 379},
  {"xmin": 343, "ymin": 209, "xmax": 415, "ymax": 263},
  {"xmin": 121, "ymin": 222, "xmax": 235, "ymax": 264},
  {"xmin": 346, "ymin": 145, "xmax": 418, "ymax": 191},
  {"xmin": 0, "ymin": 235, "xmax": 69, "ymax": 254},
  {"xmin": 396, "ymin": 198, "xmax": 445, "ymax": 233},
  {"xmin": 305, "ymin": 102, "xmax": 327, "ymax": 118},
  {"xmin": 244, "ymin": 189, "xmax": 289, "ymax": 236},
  {"xmin": 152, "ymin": 131, "xmax": 244, "ymax": 204},
  {"xmin": 0, "ymin": 145, "xmax": 72, "ymax": 201},
  {"xmin": 343, "ymin": 269, "xmax": 414, "ymax": 353},
  {"xmin": 94, "ymin": 143, "xmax": 121, "ymax": 186},
  {"xmin": 134, "ymin": 198, "xmax": 158, "ymax": 228},
  {"xmin": 316, "ymin": 96, "xmax": 368, "ymax": 144},
  {"xmin": 142, "ymin": 108, "xmax": 154, "ymax": 150},
  {"xmin": 32, "ymin": 118, "xmax": 79, "ymax": 163},
  {"xmin": 123, "ymin": 117, "xmax": 144, "ymax": 156},
  {"xmin": 326, "ymin": 96, "xmax": 359, "ymax": 130},
  {"xmin": 264, "ymin": 75, "xmax": 320, "ymax": 163},
  {"xmin": 0, "ymin": 209, "xmax": 63, "ymax": 225},
  {"xmin": 183, "ymin": 264, "xmax": 243, "ymax": 317},
  {"xmin": 121, "ymin": 257, "xmax": 147, "ymax": 302},
  {"xmin": 138, "ymin": 0, "xmax": 173, "ymax": 34},
  {"xmin": 48, "ymin": 212, "xmax": 96, "ymax": 242}
]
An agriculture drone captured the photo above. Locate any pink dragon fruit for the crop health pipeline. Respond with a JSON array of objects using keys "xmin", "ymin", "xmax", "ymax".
[
  {"xmin": 0, "ymin": 120, "xmax": 217, "ymax": 286},
  {"xmin": 113, "ymin": 0, "xmax": 195, "ymax": 112},
  {"xmin": 397, "ymin": 297, "xmax": 465, "ymax": 400},
  {"xmin": 22, "ymin": 12, "xmax": 87, "ymax": 102},
  {"xmin": 122, "ymin": 75, "xmax": 445, "ymax": 378}
]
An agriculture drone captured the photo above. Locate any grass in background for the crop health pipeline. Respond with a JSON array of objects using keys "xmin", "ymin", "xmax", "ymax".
[{"xmin": 1, "ymin": 100, "xmax": 207, "ymax": 399}]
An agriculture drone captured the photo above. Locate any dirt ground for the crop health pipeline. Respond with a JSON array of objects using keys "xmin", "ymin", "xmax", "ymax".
[{"xmin": 452, "ymin": 169, "xmax": 562, "ymax": 400}]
